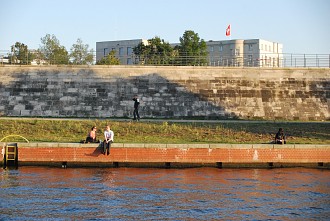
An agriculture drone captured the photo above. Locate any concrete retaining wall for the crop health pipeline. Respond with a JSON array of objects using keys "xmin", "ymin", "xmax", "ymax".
[
  {"xmin": 1, "ymin": 142, "xmax": 329, "ymax": 168},
  {"xmin": 0, "ymin": 66, "xmax": 329, "ymax": 120}
]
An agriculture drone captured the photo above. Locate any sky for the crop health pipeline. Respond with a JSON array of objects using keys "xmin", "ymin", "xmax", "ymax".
[{"xmin": 1, "ymin": 0, "xmax": 330, "ymax": 54}]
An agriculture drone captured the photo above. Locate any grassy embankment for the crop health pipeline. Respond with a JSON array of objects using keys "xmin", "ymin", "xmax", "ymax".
[{"xmin": 0, "ymin": 119, "xmax": 329, "ymax": 144}]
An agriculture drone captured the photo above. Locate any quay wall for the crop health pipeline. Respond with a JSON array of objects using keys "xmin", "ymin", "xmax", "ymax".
[
  {"xmin": 1, "ymin": 143, "xmax": 330, "ymax": 168},
  {"xmin": 0, "ymin": 66, "xmax": 329, "ymax": 120}
]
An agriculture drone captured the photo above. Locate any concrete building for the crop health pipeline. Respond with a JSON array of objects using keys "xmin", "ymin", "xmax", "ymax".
[
  {"xmin": 96, "ymin": 39, "xmax": 148, "ymax": 65},
  {"xmin": 96, "ymin": 38, "xmax": 283, "ymax": 67},
  {"xmin": 207, "ymin": 39, "xmax": 283, "ymax": 67}
]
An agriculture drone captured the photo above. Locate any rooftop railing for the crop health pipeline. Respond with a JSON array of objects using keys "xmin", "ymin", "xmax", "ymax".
[{"xmin": 1, "ymin": 50, "xmax": 329, "ymax": 68}]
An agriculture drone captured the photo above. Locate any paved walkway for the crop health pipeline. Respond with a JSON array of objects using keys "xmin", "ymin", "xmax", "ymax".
[{"xmin": 0, "ymin": 117, "xmax": 329, "ymax": 124}]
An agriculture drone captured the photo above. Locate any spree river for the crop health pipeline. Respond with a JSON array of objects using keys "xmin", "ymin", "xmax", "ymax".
[{"xmin": 0, "ymin": 167, "xmax": 329, "ymax": 220}]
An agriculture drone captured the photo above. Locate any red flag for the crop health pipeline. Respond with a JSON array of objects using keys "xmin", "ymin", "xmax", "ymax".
[{"xmin": 226, "ymin": 24, "xmax": 231, "ymax": 36}]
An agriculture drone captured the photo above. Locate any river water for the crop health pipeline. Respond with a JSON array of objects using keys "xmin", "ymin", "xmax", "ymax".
[{"xmin": 0, "ymin": 167, "xmax": 329, "ymax": 220}]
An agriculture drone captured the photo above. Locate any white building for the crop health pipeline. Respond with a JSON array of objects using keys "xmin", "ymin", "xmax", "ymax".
[
  {"xmin": 96, "ymin": 38, "xmax": 283, "ymax": 67},
  {"xmin": 207, "ymin": 39, "xmax": 283, "ymax": 67}
]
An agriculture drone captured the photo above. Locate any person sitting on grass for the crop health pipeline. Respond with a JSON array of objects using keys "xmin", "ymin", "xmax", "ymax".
[
  {"xmin": 275, "ymin": 128, "xmax": 286, "ymax": 144},
  {"xmin": 86, "ymin": 126, "xmax": 97, "ymax": 143}
]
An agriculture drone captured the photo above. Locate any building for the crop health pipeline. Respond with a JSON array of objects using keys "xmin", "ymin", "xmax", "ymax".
[
  {"xmin": 96, "ymin": 38, "xmax": 283, "ymax": 67},
  {"xmin": 96, "ymin": 39, "xmax": 148, "ymax": 65},
  {"xmin": 207, "ymin": 39, "xmax": 283, "ymax": 67}
]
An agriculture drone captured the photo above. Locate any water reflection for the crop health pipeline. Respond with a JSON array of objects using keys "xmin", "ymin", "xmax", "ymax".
[{"xmin": 0, "ymin": 167, "xmax": 329, "ymax": 220}]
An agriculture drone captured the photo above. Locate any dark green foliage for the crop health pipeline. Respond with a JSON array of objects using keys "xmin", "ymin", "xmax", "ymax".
[
  {"xmin": 96, "ymin": 50, "xmax": 120, "ymax": 65},
  {"xmin": 9, "ymin": 42, "xmax": 35, "ymax": 65}
]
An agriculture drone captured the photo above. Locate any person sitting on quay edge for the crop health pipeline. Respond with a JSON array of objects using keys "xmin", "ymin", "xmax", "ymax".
[
  {"xmin": 103, "ymin": 125, "xmax": 114, "ymax": 155},
  {"xmin": 86, "ymin": 126, "xmax": 97, "ymax": 143},
  {"xmin": 275, "ymin": 128, "xmax": 286, "ymax": 144}
]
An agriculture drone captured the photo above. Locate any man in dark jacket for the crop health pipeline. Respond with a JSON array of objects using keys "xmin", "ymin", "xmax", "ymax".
[
  {"xmin": 133, "ymin": 95, "xmax": 140, "ymax": 121},
  {"xmin": 275, "ymin": 128, "xmax": 286, "ymax": 144}
]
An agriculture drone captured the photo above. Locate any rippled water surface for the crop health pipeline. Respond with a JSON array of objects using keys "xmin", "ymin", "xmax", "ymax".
[{"xmin": 1, "ymin": 167, "xmax": 329, "ymax": 220}]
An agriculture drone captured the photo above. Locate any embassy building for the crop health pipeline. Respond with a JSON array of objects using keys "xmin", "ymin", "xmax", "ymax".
[
  {"xmin": 96, "ymin": 38, "xmax": 283, "ymax": 67},
  {"xmin": 207, "ymin": 39, "xmax": 283, "ymax": 67}
]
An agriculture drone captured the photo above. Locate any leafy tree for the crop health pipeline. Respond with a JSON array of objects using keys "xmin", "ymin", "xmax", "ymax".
[
  {"xmin": 70, "ymin": 38, "xmax": 94, "ymax": 65},
  {"xmin": 96, "ymin": 50, "xmax": 120, "ymax": 65},
  {"xmin": 177, "ymin": 30, "xmax": 208, "ymax": 66},
  {"xmin": 32, "ymin": 49, "xmax": 46, "ymax": 65},
  {"xmin": 133, "ymin": 41, "xmax": 148, "ymax": 63},
  {"xmin": 10, "ymin": 42, "xmax": 34, "ymax": 64},
  {"xmin": 39, "ymin": 34, "xmax": 69, "ymax": 65},
  {"xmin": 133, "ymin": 37, "xmax": 174, "ymax": 65}
]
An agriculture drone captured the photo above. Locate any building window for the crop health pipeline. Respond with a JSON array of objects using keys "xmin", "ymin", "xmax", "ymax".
[
  {"xmin": 127, "ymin": 47, "xmax": 132, "ymax": 55},
  {"xmin": 248, "ymin": 55, "xmax": 253, "ymax": 66},
  {"xmin": 119, "ymin": 47, "xmax": 124, "ymax": 56},
  {"xmin": 127, "ymin": 58, "xmax": 132, "ymax": 65},
  {"xmin": 210, "ymin": 46, "xmax": 214, "ymax": 52},
  {"xmin": 248, "ymin": 44, "xmax": 253, "ymax": 51},
  {"xmin": 219, "ymin": 45, "xmax": 223, "ymax": 52},
  {"xmin": 235, "ymin": 49, "xmax": 240, "ymax": 56},
  {"xmin": 104, "ymin": 48, "xmax": 109, "ymax": 56},
  {"xmin": 261, "ymin": 44, "xmax": 263, "ymax": 50}
]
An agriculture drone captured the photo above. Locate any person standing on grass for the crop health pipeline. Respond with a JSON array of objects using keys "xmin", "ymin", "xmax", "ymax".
[
  {"xmin": 103, "ymin": 125, "xmax": 114, "ymax": 155},
  {"xmin": 133, "ymin": 95, "xmax": 140, "ymax": 121}
]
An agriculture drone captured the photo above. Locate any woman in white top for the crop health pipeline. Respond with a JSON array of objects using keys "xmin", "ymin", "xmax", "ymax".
[{"xmin": 103, "ymin": 125, "xmax": 114, "ymax": 155}]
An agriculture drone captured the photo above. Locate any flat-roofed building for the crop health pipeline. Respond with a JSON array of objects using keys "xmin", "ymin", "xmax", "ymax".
[
  {"xmin": 96, "ymin": 39, "xmax": 148, "ymax": 65},
  {"xmin": 96, "ymin": 38, "xmax": 283, "ymax": 67},
  {"xmin": 207, "ymin": 39, "xmax": 283, "ymax": 67}
]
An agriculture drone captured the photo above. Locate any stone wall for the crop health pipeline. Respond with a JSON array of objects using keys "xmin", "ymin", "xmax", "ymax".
[{"xmin": 0, "ymin": 66, "xmax": 329, "ymax": 120}]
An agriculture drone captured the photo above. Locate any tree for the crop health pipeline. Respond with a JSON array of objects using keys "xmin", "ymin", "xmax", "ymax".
[
  {"xmin": 70, "ymin": 38, "xmax": 94, "ymax": 65},
  {"xmin": 10, "ymin": 42, "xmax": 34, "ymax": 64},
  {"xmin": 32, "ymin": 49, "xmax": 46, "ymax": 65},
  {"xmin": 133, "ymin": 36, "xmax": 174, "ymax": 65},
  {"xmin": 133, "ymin": 41, "xmax": 148, "ymax": 64},
  {"xmin": 39, "ymin": 34, "xmax": 69, "ymax": 65},
  {"xmin": 96, "ymin": 50, "xmax": 120, "ymax": 65},
  {"xmin": 177, "ymin": 30, "xmax": 208, "ymax": 66}
]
